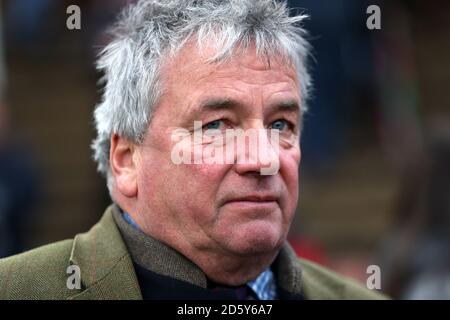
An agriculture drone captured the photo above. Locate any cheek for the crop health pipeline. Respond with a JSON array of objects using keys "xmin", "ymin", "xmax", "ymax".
[
  {"xmin": 179, "ymin": 163, "xmax": 231, "ymax": 205},
  {"xmin": 155, "ymin": 162, "xmax": 231, "ymax": 221},
  {"xmin": 166, "ymin": 163, "xmax": 232, "ymax": 232}
]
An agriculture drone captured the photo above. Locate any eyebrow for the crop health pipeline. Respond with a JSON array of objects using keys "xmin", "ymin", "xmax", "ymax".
[
  {"xmin": 267, "ymin": 99, "xmax": 300, "ymax": 113},
  {"xmin": 198, "ymin": 98, "xmax": 241, "ymax": 112},
  {"xmin": 198, "ymin": 97, "xmax": 300, "ymax": 113}
]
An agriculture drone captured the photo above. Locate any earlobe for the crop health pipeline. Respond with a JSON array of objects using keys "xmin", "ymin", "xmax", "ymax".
[{"xmin": 110, "ymin": 134, "xmax": 138, "ymax": 197}]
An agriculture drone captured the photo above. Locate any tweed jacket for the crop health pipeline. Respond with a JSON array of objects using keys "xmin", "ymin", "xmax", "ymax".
[{"xmin": 0, "ymin": 205, "xmax": 387, "ymax": 300}]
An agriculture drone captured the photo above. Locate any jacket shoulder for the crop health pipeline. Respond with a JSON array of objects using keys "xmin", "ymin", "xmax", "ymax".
[
  {"xmin": 298, "ymin": 258, "xmax": 389, "ymax": 300},
  {"xmin": 0, "ymin": 239, "xmax": 76, "ymax": 300}
]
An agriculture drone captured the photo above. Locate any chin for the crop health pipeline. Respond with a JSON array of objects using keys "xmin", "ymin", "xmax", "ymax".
[{"xmin": 221, "ymin": 220, "xmax": 285, "ymax": 256}]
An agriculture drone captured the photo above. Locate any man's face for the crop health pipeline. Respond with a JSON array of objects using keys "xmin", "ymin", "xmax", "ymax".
[{"xmin": 135, "ymin": 42, "xmax": 302, "ymax": 258}]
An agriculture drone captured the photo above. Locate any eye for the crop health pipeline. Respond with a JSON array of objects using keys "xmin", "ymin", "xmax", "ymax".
[
  {"xmin": 204, "ymin": 120, "xmax": 224, "ymax": 130},
  {"xmin": 270, "ymin": 119, "xmax": 291, "ymax": 131}
]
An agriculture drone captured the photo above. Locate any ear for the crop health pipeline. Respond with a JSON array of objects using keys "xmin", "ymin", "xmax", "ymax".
[{"xmin": 110, "ymin": 134, "xmax": 138, "ymax": 197}]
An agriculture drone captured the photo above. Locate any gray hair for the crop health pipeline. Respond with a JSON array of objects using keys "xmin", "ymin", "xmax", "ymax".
[{"xmin": 92, "ymin": 0, "xmax": 312, "ymax": 189}]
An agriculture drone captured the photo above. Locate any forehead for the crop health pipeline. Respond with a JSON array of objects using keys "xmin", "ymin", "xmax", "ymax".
[{"xmin": 161, "ymin": 40, "xmax": 300, "ymax": 92}]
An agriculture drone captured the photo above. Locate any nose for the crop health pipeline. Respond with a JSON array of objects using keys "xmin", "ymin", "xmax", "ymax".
[{"xmin": 233, "ymin": 127, "xmax": 280, "ymax": 176}]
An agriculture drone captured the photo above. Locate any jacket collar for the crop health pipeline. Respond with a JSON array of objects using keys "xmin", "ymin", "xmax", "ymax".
[
  {"xmin": 67, "ymin": 205, "xmax": 142, "ymax": 300},
  {"xmin": 275, "ymin": 240, "xmax": 303, "ymax": 294},
  {"xmin": 112, "ymin": 206, "xmax": 208, "ymax": 288}
]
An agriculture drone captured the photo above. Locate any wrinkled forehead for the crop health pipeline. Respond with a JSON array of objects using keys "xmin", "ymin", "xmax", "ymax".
[{"xmin": 160, "ymin": 38, "xmax": 300, "ymax": 88}]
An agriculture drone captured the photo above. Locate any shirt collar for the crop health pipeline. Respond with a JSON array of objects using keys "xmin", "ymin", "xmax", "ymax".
[{"xmin": 248, "ymin": 268, "xmax": 278, "ymax": 300}]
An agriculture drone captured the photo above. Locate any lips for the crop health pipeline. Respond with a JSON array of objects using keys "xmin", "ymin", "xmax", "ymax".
[
  {"xmin": 221, "ymin": 194, "xmax": 280, "ymax": 206},
  {"xmin": 228, "ymin": 195, "xmax": 278, "ymax": 203}
]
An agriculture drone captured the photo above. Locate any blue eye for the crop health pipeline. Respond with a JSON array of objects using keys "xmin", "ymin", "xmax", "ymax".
[
  {"xmin": 205, "ymin": 120, "xmax": 223, "ymax": 130},
  {"xmin": 270, "ymin": 120, "xmax": 288, "ymax": 131}
]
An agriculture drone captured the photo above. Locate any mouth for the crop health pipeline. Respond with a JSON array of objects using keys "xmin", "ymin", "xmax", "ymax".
[
  {"xmin": 219, "ymin": 193, "xmax": 282, "ymax": 221},
  {"xmin": 222, "ymin": 194, "xmax": 280, "ymax": 208}
]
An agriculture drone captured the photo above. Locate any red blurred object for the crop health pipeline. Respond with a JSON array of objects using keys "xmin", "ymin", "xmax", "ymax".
[{"xmin": 288, "ymin": 236, "xmax": 329, "ymax": 267}]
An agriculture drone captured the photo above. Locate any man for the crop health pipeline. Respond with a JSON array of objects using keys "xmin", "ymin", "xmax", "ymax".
[{"xmin": 0, "ymin": 0, "xmax": 385, "ymax": 300}]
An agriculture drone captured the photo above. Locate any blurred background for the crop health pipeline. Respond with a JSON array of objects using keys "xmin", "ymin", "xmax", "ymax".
[{"xmin": 0, "ymin": 0, "xmax": 449, "ymax": 299}]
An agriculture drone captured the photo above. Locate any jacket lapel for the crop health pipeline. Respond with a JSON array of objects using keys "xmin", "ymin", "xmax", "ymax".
[{"xmin": 67, "ymin": 205, "xmax": 142, "ymax": 300}]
